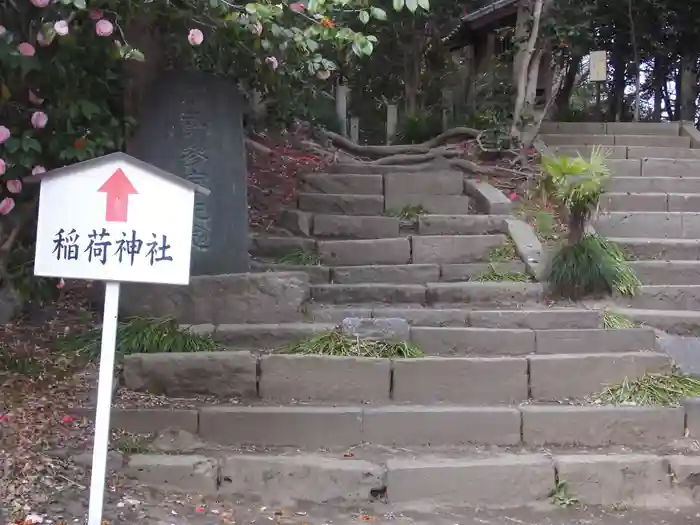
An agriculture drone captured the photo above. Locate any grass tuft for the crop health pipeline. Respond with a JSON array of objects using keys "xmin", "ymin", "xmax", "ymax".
[
  {"xmin": 603, "ymin": 310, "xmax": 637, "ymax": 329},
  {"xmin": 487, "ymin": 239, "xmax": 518, "ymax": 262},
  {"xmin": 56, "ymin": 317, "xmax": 220, "ymax": 360},
  {"xmin": 283, "ymin": 329, "xmax": 423, "ymax": 358},
  {"xmin": 549, "ymin": 480, "xmax": 578, "ymax": 508},
  {"xmin": 475, "ymin": 264, "xmax": 532, "ymax": 282},
  {"xmin": 277, "ymin": 249, "xmax": 322, "ymax": 266},
  {"xmin": 592, "ymin": 372, "xmax": 700, "ymax": 407},
  {"xmin": 547, "ymin": 234, "xmax": 641, "ymax": 300},
  {"xmin": 383, "ymin": 204, "xmax": 427, "ymax": 220}
]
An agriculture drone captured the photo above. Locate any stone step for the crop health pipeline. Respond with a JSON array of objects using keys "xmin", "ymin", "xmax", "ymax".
[
  {"xmin": 552, "ymin": 145, "xmax": 700, "ymax": 160},
  {"xmin": 311, "ymin": 305, "xmax": 604, "ymax": 328},
  {"xmin": 630, "ymin": 261, "xmax": 700, "ymax": 285},
  {"xmin": 540, "ymin": 121, "xmax": 681, "ymax": 136},
  {"xmin": 606, "ymin": 176, "xmax": 700, "ymax": 193},
  {"xmin": 610, "ymin": 237, "xmax": 700, "ymax": 260},
  {"xmin": 106, "ymin": 404, "xmax": 684, "ymax": 449},
  {"xmin": 542, "ymin": 134, "xmax": 690, "ymax": 148},
  {"xmin": 608, "ymin": 306, "xmax": 700, "ymax": 334},
  {"xmin": 312, "ymin": 214, "xmax": 400, "ymax": 238},
  {"xmin": 120, "ymin": 449, "xmax": 700, "ymax": 508},
  {"xmin": 208, "ymin": 322, "xmax": 336, "ymax": 349},
  {"xmin": 300, "ymin": 172, "xmax": 383, "ymax": 195},
  {"xmin": 298, "ymin": 193, "xmax": 385, "ymax": 215},
  {"xmin": 309, "ymin": 282, "xmax": 546, "ymax": 305},
  {"xmin": 384, "ymin": 193, "xmax": 473, "ymax": 215},
  {"xmin": 642, "ymin": 158, "xmax": 700, "ymax": 177},
  {"xmin": 600, "ymin": 193, "xmax": 700, "ymax": 212},
  {"xmin": 617, "ymin": 285, "xmax": 700, "ymax": 311},
  {"xmin": 417, "ymin": 214, "xmax": 509, "ymax": 235},
  {"xmin": 595, "ymin": 212, "xmax": 700, "ymax": 239},
  {"xmin": 128, "ymin": 350, "xmax": 666, "ymax": 404}
]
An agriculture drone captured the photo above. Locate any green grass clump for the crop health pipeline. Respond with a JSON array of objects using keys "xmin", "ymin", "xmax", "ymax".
[
  {"xmin": 593, "ymin": 372, "xmax": 700, "ymax": 407},
  {"xmin": 276, "ymin": 249, "xmax": 322, "ymax": 266},
  {"xmin": 383, "ymin": 204, "xmax": 427, "ymax": 220},
  {"xmin": 547, "ymin": 234, "xmax": 641, "ymax": 300},
  {"xmin": 475, "ymin": 264, "xmax": 532, "ymax": 283},
  {"xmin": 56, "ymin": 317, "xmax": 220, "ymax": 360},
  {"xmin": 283, "ymin": 329, "xmax": 422, "ymax": 358},
  {"xmin": 487, "ymin": 239, "xmax": 517, "ymax": 262},
  {"xmin": 603, "ymin": 310, "xmax": 637, "ymax": 329}
]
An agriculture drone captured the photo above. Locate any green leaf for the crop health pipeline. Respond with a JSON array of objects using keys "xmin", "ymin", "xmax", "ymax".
[
  {"xmin": 245, "ymin": 3, "xmax": 258, "ymax": 13},
  {"xmin": 358, "ymin": 10, "xmax": 370, "ymax": 23},
  {"xmin": 4, "ymin": 138, "xmax": 20, "ymax": 154},
  {"xmin": 370, "ymin": 7, "xmax": 387, "ymax": 20},
  {"xmin": 405, "ymin": 0, "xmax": 418, "ymax": 12},
  {"xmin": 417, "ymin": 0, "xmax": 429, "ymax": 9},
  {"xmin": 73, "ymin": 0, "xmax": 86, "ymax": 8},
  {"xmin": 392, "ymin": 0, "xmax": 404, "ymax": 11}
]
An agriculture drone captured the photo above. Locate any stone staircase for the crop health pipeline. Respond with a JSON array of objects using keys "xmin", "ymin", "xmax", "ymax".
[
  {"xmin": 541, "ymin": 121, "xmax": 700, "ymax": 334},
  {"xmin": 101, "ymin": 127, "xmax": 700, "ymax": 511}
]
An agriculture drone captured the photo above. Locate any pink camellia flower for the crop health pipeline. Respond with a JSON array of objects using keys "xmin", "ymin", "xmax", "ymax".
[
  {"xmin": 0, "ymin": 197, "xmax": 15, "ymax": 215},
  {"xmin": 188, "ymin": 28, "xmax": 204, "ymax": 46},
  {"xmin": 251, "ymin": 21, "xmax": 263, "ymax": 36},
  {"xmin": 28, "ymin": 90, "xmax": 43, "ymax": 105},
  {"xmin": 30, "ymin": 111, "xmax": 48, "ymax": 129},
  {"xmin": 54, "ymin": 20, "xmax": 69, "ymax": 36},
  {"xmin": 32, "ymin": 165, "xmax": 46, "ymax": 175},
  {"xmin": 290, "ymin": 2, "xmax": 305, "ymax": 12},
  {"xmin": 0, "ymin": 126, "xmax": 10, "ymax": 144},
  {"xmin": 0, "ymin": 160, "xmax": 5, "ymax": 176},
  {"xmin": 56, "ymin": 278, "xmax": 65, "ymax": 289},
  {"xmin": 89, "ymin": 9, "xmax": 104, "ymax": 20},
  {"xmin": 17, "ymin": 42, "xmax": 35, "ymax": 56},
  {"xmin": 95, "ymin": 19, "xmax": 114, "ymax": 37},
  {"xmin": 265, "ymin": 56, "xmax": 279, "ymax": 70},
  {"xmin": 509, "ymin": 192, "xmax": 518, "ymax": 201},
  {"xmin": 61, "ymin": 415, "xmax": 74, "ymax": 423},
  {"xmin": 0, "ymin": 26, "xmax": 6, "ymax": 36},
  {"xmin": 30, "ymin": 0, "xmax": 51, "ymax": 7},
  {"xmin": 6, "ymin": 179, "xmax": 21, "ymax": 194}
]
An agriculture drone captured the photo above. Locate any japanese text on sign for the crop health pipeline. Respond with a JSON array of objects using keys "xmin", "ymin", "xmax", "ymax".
[{"xmin": 52, "ymin": 228, "xmax": 174, "ymax": 266}]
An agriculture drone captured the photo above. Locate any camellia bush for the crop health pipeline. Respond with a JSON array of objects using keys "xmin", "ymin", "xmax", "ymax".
[{"xmin": 0, "ymin": 0, "xmax": 424, "ymax": 297}]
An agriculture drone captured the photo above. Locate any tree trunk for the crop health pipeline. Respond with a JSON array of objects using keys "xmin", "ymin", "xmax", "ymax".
[
  {"xmin": 610, "ymin": 44, "xmax": 626, "ymax": 121},
  {"xmin": 680, "ymin": 53, "xmax": 697, "ymax": 121},
  {"xmin": 554, "ymin": 54, "xmax": 582, "ymax": 116},
  {"xmin": 674, "ymin": 61, "xmax": 682, "ymax": 120},
  {"xmin": 653, "ymin": 55, "xmax": 664, "ymax": 121},
  {"xmin": 627, "ymin": 0, "xmax": 640, "ymax": 121}
]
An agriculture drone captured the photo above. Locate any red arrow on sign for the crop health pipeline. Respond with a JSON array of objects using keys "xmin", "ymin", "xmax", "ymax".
[{"xmin": 98, "ymin": 168, "xmax": 138, "ymax": 222}]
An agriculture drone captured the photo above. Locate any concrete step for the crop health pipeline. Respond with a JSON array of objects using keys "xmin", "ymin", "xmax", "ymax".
[
  {"xmin": 595, "ymin": 212, "xmax": 700, "ymax": 239},
  {"xmin": 608, "ymin": 306, "xmax": 700, "ymax": 334},
  {"xmin": 385, "ymin": 193, "xmax": 473, "ymax": 215},
  {"xmin": 610, "ymin": 237, "xmax": 700, "ymax": 260},
  {"xmin": 600, "ymin": 193, "xmax": 700, "ymax": 212},
  {"xmin": 301, "ymin": 172, "xmax": 383, "ymax": 195},
  {"xmin": 298, "ymin": 193, "xmax": 385, "ymax": 215},
  {"xmin": 606, "ymin": 176, "xmax": 700, "ymax": 194},
  {"xmin": 617, "ymin": 285, "xmax": 700, "ymax": 311},
  {"xmin": 311, "ymin": 305, "xmax": 604, "ymax": 328},
  {"xmin": 551, "ymin": 145, "xmax": 627, "ymax": 159},
  {"xmin": 552, "ymin": 145, "xmax": 700, "ymax": 160},
  {"xmin": 642, "ymin": 158, "xmax": 700, "ymax": 177},
  {"xmin": 542, "ymin": 134, "xmax": 690, "ymax": 148},
  {"xmin": 540, "ymin": 121, "xmax": 681, "ymax": 136},
  {"xmin": 630, "ymin": 261, "xmax": 700, "ymax": 285},
  {"xmin": 417, "ymin": 214, "xmax": 509, "ymax": 235},
  {"xmin": 120, "ymin": 449, "xmax": 700, "ymax": 508},
  {"xmin": 124, "ymin": 349, "xmax": 668, "ymax": 404},
  {"xmin": 105, "ymin": 403, "xmax": 684, "ymax": 449},
  {"xmin": 312, "ymin": 214, "xmax": 400, "ymax": 238},
  {"xmin": 207, "ymin": 322, "xmax": 336, "ymax": 349}
]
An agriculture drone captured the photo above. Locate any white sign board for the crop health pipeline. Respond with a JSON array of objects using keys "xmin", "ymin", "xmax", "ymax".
[
  {"xmin": 33, "ymin": 152, "xmax": 207, "ymax": 525},
  {"xmin": 34, "ymin": 155, "xmax": 195, "ymax": 285},
  {"xmin": 589, "ymin": 51, "xmax": 607, "ymax": 83}
]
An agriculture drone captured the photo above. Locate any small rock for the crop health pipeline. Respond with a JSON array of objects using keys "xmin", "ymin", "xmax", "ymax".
[{"xmin": 340, "ymin": 317, "xmax": 410, "ymax": 341}]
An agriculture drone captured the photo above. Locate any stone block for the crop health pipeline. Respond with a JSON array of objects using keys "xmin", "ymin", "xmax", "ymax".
[
  {"xmin": 505, "ymin": 219, "xmax": 545, "ymax": 278},
  {"xmin": 607, "ymin": 121, "xmax": 680, "ymax": 136},
  {"xmin": 668, "ymin": 455, "xmax": 700, "ymax": 502},
  {"xmin": 384, "ymin": 194, "xmax": 472, "ymax": 214},
  {"xmin": 124, "ymin": 454, "xmax": 219, "ymax": 493},
  {"xmin": 684, "ymin": 397, "xmax": 700, "ymax": 438},
  {"xmin": 198, "ymin": 406, "xmax": 363, "ymax": 447},
  {"xmin": 248, "ymin": 235, "xmax": 316, "ymax": 259},
  {"xmin": 628, "ymin": 146, "xmax": 700, "ymax": 159},
  {"xmin": 250, "ymin": 262, "xmax": 330, "ymax": 284},
  {"xmin": 298, "ymin": 193, "xmax": 385, "ymax": 215},
  {"xmin": 595, "ymin": 212, "xmax": 682, "ymax": 238},
  {"xmin": 310, "ymin": 306, "xmax": 373, "ymax": 323},
  {"xmin": 540, "ymin": 134, "xmax": 614, "ymax": 146},
  {"xmin": 529, "ymin": 352, "xmax": 670, "ymax": 401},
  {"xmin": 614, "ymin": 135, "xmax": 690, "ymax": 147},
  {"xmin": 551, "ymin": 145, "xmax": 628, "ymax": 159},
  {"xmin": 555, "ymin": 454, "xmax": 671, "ymax": 506},
  {"xmin": 278, "ymin": 209, "xmax": 313, "ymax": 236},
  {"xmin": 363, "ymin": 406, "xmax": 521, "ymax": 446},
  {"xmin": 600, "ymin": 193, "xmax": 668, "ymax": 212},
  {"xmin": 301, "ymin": 173, "xmax": 383, "ymax": 195},
  {"xmin": 259, "ymin": 354, "xmax": 391, "ymax": 403},
  {"xmin": 412, "ymin": 234, "xmax": 507, "ymax": 264},
  {"xmin": 215, "ymin": 322, "xmax": 333, "ymax": 349},
  {"xmin": 119, "ymin": 272, "xmax": 310, "ymax": 324},
  {"xmin": 642, "ymin": 158, "xmax": 700, "ymax": 178},
  {"xmin": 521, "ymin": 405, "xmax": 684, "ymax": 446},
  {"xmin": 312, "ymin": 284, "xmax": 426, "ymax": 304},
  {"xmin": 384, "ymin": 171, "xmax": 463, "ymax": 196},
  {"xmin": 371, "ymin": 307, "xmax": 469, "ymax": 326},
  {"xmin": 332, "ymin": 264, "xmax": 440, "ymax": 284},
  {"xmin": 463, "ymin": 180, "xmax": 513, "ymax": 214},
  {"xmin": 386, "ymin": 455, "xmax": 554, "ymax": 506},
  {"xmin": 392, "ymin": 357, "xmax": 527, "ymax": 404},
  {"xmin": 312, "ymin": 214, "xmax": 399, "ymax": 239},
  {"xmin": 630, "ymin": 260, "xmax": 700, "ymax": 285},
  {"xmin": 469, "ymin": 309, "xmax": 602, "ymax": 329},
  {"xmin": 218, "ymin": 454, "xmax": 384, "ymax": 504},
  {"xmin": 534, "ymin": 328, "xmax": 656, "ymax": 354},
  {"xmin": 440, "ymin": 262, "xmax": 527, "ymax": 282},
  {"xmin": 418, "ymin": 214, "xmax": 508, "ymax": 235},
  {"xmin": 109, "ymin": 409, "xmax": 198, "ymax": 434},
  {"xmin": 623, "ymin": 285, "xmax": 700, "ymax": 311},
  {"xmin": 540, "ymin": 122, "xmax": 606, "ymax": 134},
  {"xmin": 340, "ymin": 317, "xmax": 410, "ymax": 341},
  {"xmin": 605, "ymin": 159, "xmax": 642, "ymax": 177},
  {"xmin": 668, "ymin": 194, "xmax": 700, "ymax": 212},
  {"xmin": 410, "ymin": 327, "xmax": 535, "ymax": 355},
  {"xmin": 615, "ymin": 238, "xmax": 700, "ymax": 261},
  {"xmin": 318, "ymin": 238, "xmax": 410, "ymax": 266},
  {"xmin": 609, "ymin": 176, "xmax": 700, "ymax": 194},
  {"xmin": 426, "ymin": 282, "xmax": 544, "ymax": 305},
  {"xmin": 123, "ymin": 351, "xmax": 257, "ymax": 398}
]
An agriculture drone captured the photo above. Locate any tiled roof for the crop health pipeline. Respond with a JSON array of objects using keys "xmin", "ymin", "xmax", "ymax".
[{"xmin": 442, "ymin": 0, "xmax": 519, "ymax": 47}]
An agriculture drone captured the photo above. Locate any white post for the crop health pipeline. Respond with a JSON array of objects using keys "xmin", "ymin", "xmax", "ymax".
[
  {"xmin": 386, "ymin": 104, "xmax": 398, "ymax": 145},
  {"xmin": 335, "ymin": 83, "xmax": 349, "ymax": 137},
  {"xmin": 350, "ymin": 117, "xmax": 360, "ymax": 143},
  {"xmin": 87, "ymin": 281, "xmax": 121, "ymax": 525}
]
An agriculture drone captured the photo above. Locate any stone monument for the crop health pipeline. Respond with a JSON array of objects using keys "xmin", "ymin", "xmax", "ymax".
[{"xmin": 128, "ymin": 69, "xmax": 249, "ymax": 275}]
